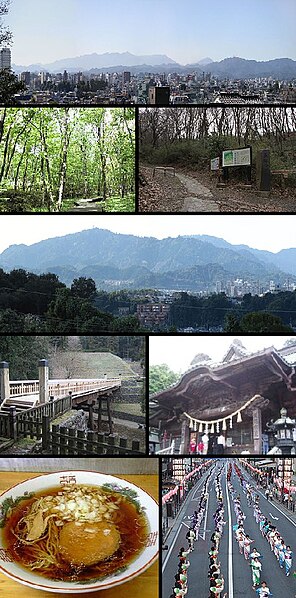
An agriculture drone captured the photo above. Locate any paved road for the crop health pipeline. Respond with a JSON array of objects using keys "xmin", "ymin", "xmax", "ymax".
[
  {"xmin": 175, "ymin": 172, "xmax": 220, "ymax": 212},
  {"xmin": 162, "ymin": 460, "xmax": 296, "ymax": 597}
]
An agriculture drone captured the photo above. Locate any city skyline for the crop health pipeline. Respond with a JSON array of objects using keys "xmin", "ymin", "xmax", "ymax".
[
  {"xmin": 8, "ymin": 0, "xmax": 296, "ymax": 66},
  {"xmin": 0, "ymin": 215, "xmax": 296, "ymax": 253}
]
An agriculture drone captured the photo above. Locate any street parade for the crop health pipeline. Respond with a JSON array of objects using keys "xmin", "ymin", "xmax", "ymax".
[{"xmin": 162, "ymin": 458, "xmax": 296, "ymax": 597}]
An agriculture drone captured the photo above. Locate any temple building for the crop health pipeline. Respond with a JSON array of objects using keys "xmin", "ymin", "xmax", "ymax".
[{"xmin": 149, "ymin": 340, "xmax": 296, "ymax": 454}]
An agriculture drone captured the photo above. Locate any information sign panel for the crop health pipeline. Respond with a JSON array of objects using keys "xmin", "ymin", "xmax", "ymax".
[
  {"xmin": 222, "ymin": 147, "xmax": 251, "ymax": 167},
  {"xmin": 210, "ymin": 157, "xmax": 220, "ymax": 170}
]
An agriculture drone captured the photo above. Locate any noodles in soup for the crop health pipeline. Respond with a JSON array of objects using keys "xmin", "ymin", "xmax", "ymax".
[{"xmin": 3, "ymin": 484, "xmax": 149, "ymax": 582}]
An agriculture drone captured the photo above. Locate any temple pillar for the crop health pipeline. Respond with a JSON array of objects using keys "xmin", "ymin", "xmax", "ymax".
[
  {"xmin": 179, "ymin": 420, "xmax": 190, "ymax": 454},
  {"xmin": 0, "ymin": 362, "xmax": 10, "ymax": 403},
  {"xmin": 252, "ymin": 407, "xmax": 262, "ymax": 454}
]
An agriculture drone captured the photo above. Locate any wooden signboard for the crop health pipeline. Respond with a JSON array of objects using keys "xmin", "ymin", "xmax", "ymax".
[
  {"xmin": 222, "ymin": 147, "xmax": 251, "ymax": 167},
  {"xmin": 210, "ymin": 157, "xmax": 220, "ymax": 170}
]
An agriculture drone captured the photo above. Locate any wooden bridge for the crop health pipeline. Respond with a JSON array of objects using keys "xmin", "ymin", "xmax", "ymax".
[
  {"xmin": 0, "ymin": 361, "xmax": 121, "ymax": 436},
  {"xmin": 1, "ymin": 378, "xmax": 121, "ymax": 414},
  {"xmin": 0, "ymin": 361, "xmax": 146, "ymax": 455}
]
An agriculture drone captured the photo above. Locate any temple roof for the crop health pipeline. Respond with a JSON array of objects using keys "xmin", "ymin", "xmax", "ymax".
[{"xmin": 150, "ymin": 343, "xmax": 296, "ymax": 424}]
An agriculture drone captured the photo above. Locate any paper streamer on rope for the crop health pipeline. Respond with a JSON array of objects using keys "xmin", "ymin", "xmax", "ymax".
[{"xmin": 183, "ymin": 393, "xmax": 261, "ymax": 431}]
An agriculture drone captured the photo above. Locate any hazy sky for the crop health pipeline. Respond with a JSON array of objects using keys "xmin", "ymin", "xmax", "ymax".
[
  {"xmin": 149, "ymin": 336, "xmax": 293, "ymax": 373},
  {"xmin": 8, "ymin": 0, "xmax": 296, "ymax": 65},
  {"xmin": 0, "ymin": 215, "xmax": 295, "ymax": 254}
]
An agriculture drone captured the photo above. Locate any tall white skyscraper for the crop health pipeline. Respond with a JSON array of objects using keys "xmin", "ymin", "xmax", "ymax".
[{"xmin": 0, "ymin": 48, "xmax": 11, "ymax": 70}]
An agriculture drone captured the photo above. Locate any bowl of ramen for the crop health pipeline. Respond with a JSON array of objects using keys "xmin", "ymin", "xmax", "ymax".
[{"xmin": 0, "ymin": 470, "xmax": 159, "ymax": 593}]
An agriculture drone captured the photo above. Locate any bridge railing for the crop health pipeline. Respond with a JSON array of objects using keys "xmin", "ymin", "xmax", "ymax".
[
  {"xmin": 0, "ymin": 395, "xmax": 73, "ymax": 441},
  {"xmin": 0, "ymin": 412, "xmax": 10, "ymax": 438},
  {"xmin": 48, "ymin": 378, "xmax": 121, "ymax": 397},
  {"xmin": 8, "ymin": 378, "xmax": 121, "ymax": 400},
  {"xmin": 43, "ymin": 418, "xmax": 143, "ymax": 455},
  {"xmin": 10, "ymin": 381, "xmax": 39, "ymax": 396}
]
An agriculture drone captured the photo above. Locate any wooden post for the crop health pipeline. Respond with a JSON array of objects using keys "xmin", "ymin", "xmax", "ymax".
[
  {"xmin": 88, "ymin": 402, "xmax": 94, "ymax": 431},
  {"xmin": 97, "ymin": 398, "xmax": 102, "ymax": 431},
  {"xmin": 59, "ymin": 426, "xmax": 68, "ymax": 455},
  {"xmin": 8, "ymin": 406, "xmax": 17, "ymax": 441},
  {"xmin": 38, "ymin": 359, "xmax": 49, "ymax": 404},
  {"xmin": 51, "ymin": 424, "xmax": 59, "ymax": 454},
  {"xmin": 42, "ymin": 415, "xmax": 50, "ymax": 451},
  {"xmin": 96, "ymin": 432, "xmax": 105, "ymax": 454},
  {"xmin": 68, "ymin": 427, "xmax": 76, "ymax": 454},
  {"xmin": 106, "ymin": 395, "xmax": 113, "ymax": 434},
  {"xmin": 119, "ymin": 437, "xmax": 128, "ymax": 453},
  {"xmin": 106, "ymin": 434, "xmax": 116, "ymax": 454},
  {"xmin": 77, "ymin": 429, "xmax": 85, "ymax": 455},
  {"xmin": 0, "ymin": 361, "xmax": 10, "ymax": 403},
  {"xmin": 87, "ymin": 430, "xmax": 96, "ymax": 454}
]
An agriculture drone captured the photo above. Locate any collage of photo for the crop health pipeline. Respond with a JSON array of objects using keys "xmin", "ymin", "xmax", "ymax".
[{"xmin": 0, "ymin": 1, "xmax": 296, "ymax": 597}]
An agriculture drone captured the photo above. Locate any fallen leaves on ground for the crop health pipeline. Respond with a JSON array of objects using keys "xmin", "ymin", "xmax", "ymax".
[
  {"xmin": 138, "ymin": 164, "xmax": 296, "ymax": 213},
  {"xmin": 138, "ymin": 165, "xmax": 186, "ymax": 212}
]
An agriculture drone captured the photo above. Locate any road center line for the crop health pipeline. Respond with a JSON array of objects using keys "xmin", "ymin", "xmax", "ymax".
[{"xmin": 225, "ymin": 465, "xmax": 234, "ymax": 598}]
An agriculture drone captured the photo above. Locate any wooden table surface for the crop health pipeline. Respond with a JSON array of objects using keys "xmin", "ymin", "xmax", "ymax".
[{"xmin": 0, "ymin": 473, "xmax": 159, "ymax": 598}]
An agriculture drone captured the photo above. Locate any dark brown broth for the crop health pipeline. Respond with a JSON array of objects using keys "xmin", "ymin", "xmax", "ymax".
[{"xmin": 3, "ymin": 485, "xmax": 149, "ymax": 582}]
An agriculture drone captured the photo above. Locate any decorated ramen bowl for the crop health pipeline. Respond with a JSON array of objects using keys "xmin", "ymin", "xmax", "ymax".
[{"xmin": 0, "ymin": 470, "xmax": 159, "ymax": 593}]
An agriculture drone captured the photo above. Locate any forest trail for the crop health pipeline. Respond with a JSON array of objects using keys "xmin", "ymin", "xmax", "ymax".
[
  {"xmin": 175, "ymin": 172, "xmax": 220, "ymax": 212},
  {"xmin": 67, "ymin": 199, "xmax": 104, "ymax": 213}
]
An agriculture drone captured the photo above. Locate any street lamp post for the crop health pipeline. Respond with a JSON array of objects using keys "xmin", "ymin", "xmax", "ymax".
[{"xmin": 271, "ymin": 407, "xmax": 295, "ymax": 455}]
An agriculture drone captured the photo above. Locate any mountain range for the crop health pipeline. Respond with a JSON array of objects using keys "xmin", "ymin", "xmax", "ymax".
[
  {"xmin": 12, "ymin": 52, "xmax": 178, "ymax": 74},
  {"xmin": 12, "ymin": 53, "xmax": 296, "ymax": 79},
  {"xmin": 0, "ymin": 229, "xmax": 295, "ymax": 292}
]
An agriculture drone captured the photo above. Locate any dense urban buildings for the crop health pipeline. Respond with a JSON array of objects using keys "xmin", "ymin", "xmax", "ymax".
[{"xmin": 6, "ymin": 66, "xmax": 296, "ymax": 105}]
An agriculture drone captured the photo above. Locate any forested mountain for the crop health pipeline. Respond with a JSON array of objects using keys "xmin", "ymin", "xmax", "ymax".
[
  {"xmin": 12, "ymin": 52, "xmax": 177, "ymax": 73},
  {"xmin": 186, "ymin": 57, "xmax": 296, "ymax": 79},
  {"xmin": 12, "ymin": 55, "xmax": 296, "ymax": 79},
  {"xmin": 0, "ymin": 230, "xmax": 294, "ymax": 291},
  {"xmin": 0, "ymin": 108, "xmax": 135, "ymax": 213}
]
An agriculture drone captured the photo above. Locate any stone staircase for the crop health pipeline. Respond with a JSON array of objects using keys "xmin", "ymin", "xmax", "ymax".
[{"xmin": 0, "ymin": 394, "xmax": 39, "ymax": 414}]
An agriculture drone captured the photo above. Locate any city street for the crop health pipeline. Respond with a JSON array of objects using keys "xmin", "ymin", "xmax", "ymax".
[{"xmin": 162, "ymin": 460, "xmax": 296, "ymax": 597}]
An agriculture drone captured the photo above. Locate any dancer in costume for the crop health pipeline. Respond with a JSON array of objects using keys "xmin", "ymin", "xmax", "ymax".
[
  {"xmin": 255, "ymin": 581, "xmax": 272, "ymax": 596},
  {"xmin": 250, "ymin": 556, "xmax": 262, "ymax": 588},
  {"xmin": 243, "ymin": 534, "xmax": 254, "ymax": 560},
  {"xmin": 284, "ymin": 545, "xmax": 293, "ymax": 576}
]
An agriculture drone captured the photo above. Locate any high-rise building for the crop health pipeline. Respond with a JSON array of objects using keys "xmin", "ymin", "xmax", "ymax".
[
  {"xmin": 148, "ymin": 85, "xmax": 170, "ymax": 105},
  {"xmin": 123, "ymin": 71, "xmax": 131, "ymax": 83},
  {"xmin": 0, "ymin": 48, "xmax": 11, "ymax": 70},
  {"xmin": 20, "ymin": 71, "xmax": 31, "ymax": 86}
]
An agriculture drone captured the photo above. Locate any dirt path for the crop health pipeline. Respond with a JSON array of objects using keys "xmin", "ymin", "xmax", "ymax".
[
  {"xmin": 139, "ymin": 164, "xmax": 296, "ymax": 212},
  {"xmin": 68, "ymin": 199, "xmax": 103, "ymax": 213},
  {"xmin": 175, "ymin": 172, "xmax": 220, "ymax": 212}
]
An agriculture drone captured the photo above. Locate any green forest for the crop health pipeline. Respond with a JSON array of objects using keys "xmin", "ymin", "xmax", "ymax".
[
  {"xmin": 0, "ymin": 107, "xmax": 135, "ymax": 212},
  {"xmin": 0, "ymin": 268, "xmax": 295, "ymax": 333}
]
